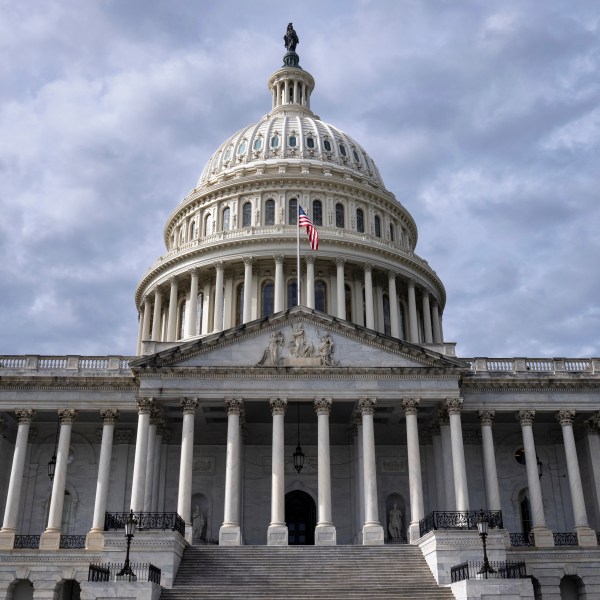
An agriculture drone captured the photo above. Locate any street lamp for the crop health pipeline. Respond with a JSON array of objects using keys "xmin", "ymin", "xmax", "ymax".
[
  {"xmin": 476, "ymin": 509, "xmax": 496, "ymax": 578},
  {"xmin": 117, "ymin": 510, "xmax": 137, "ymax": 579}
]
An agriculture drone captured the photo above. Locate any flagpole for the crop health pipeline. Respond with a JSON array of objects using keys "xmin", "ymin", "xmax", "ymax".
[{"xmin": 297, "ymin": 203, "xmax": 301, "ymax": 306}]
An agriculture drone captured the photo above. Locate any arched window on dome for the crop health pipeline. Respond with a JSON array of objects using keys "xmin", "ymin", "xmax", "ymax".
[
  {"xmin": 287, "ymin": 279, "xmax": 298, "ymax": 309},
  {"xmin": 237, "ymin": 141, "xmax": 247, "ymax": 155},
  {"xmin": 242, "ymin": 202, "xmax": 252, "ymax": 228},
  {"xmin": 312, "ymin": 200, "xmax": 322, "ymax": 226},
  {"xmin": 236, "ymin": 284, "xmax": 244, "ymax": 326},
  {"xmin": 204, "ymin": 214, "xmax": 212, "ymax": 236},
  {"xmin": 315, "ymin": 280, "xmax": 327, "ymax": 312},
  {"xmin": 383, "ymin": 294, "xmax": 391, "ymax": 336},
  {"xmin": 353, "ymin": 149, "xmax": 360, "ymax": 163},
  {"xmin": 339, "ymin": 143, "xmax": 347, "ymax": 157},
  {"xmin": 288, "ymin": 135, "xmax": 297, "ymax": 148},
  {"xmin": 253, "ymin": 137, "xmax": 263, "ymax": 151},
  {"xmin": 323, "ymin": 139, "xmax": 332, "ymax": 152},
  {"xmin": 374, "ymin": 215, "xmax": 381, "ymax": 238},
  {"xmin": 389, "ymin": 223, "xmax": 395, "ymax": 242},
  {"xmin": 335, "ymin": 203, "xmax": 345, "ymax": 228},
  {"xmin": 179, "ymin": 226, "xmax": 185, "ymax": 244},
  {"xmin": 270, "ymin": 135, "xmax": 280, "ymax": 149},
  {"xmin": 178, "ymin": 299, "xmax": 186, "ymax": 340},
  {"xmin": 196, "ymin": 293, "xmax": 203, "ymax": 336},
  {"xmin": 356, "ymin": 208, "xmax": 365, "ymax": 233},
  {"xmin": 306, "ymin": 136, "xmax": 315, "ymax": 149},
  {"xmin": 261, "ymin": 280, "xmax": 274, "ymax": 318},
  {"xmin": 224, "ymin": 147, "xmax": 232, "ymax": 161},
  {"xmin": 265, "ymin": 199, "xmax": 275, "ymax": 225},
  {"xmin": 288, "ymin": 198, "xmax": 298, "ymax": 225},
  {"xmin": 189, "ymin": 220, "xmax": 197, "ymax": 240},
  {"xmin": 222, "ymin": 207, "xmax": 231, "ymax": 231}
]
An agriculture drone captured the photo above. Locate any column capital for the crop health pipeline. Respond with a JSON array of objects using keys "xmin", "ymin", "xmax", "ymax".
[
  {"xmin": 136, "ymin": 397, "xmax": 154, "ymax": 415},
  {"xmin": 358, "ymin": 397, "xmax": 376, "ymax": 415},
  {"xmin": 168, "ymin": 276, "xmax": 178, "ymax": 286},
  {"xmin": 153, "ymin": 287, "xmax": 162, "ymax": 298},
  {"xmin": 115, "ymin": 430, "xmax": 134, "ymax": 444},
  {"xmin": 150, "ymin": 407, "xmax": 163, "ymax": 426},
  {"xmin": 556, "ymin": 409, "xmax": 575, "ymax": 426},
  {"xmin": 58, "ymin": 409, "xmax": 77, "ymax": 424},
  {"xmin": 444, "ymin": 398, "xmax": 463, "ymax": 415},
  {"xmin": 270, "ymin": 397, "xmax": 288, "ymax": 415},
  {"xmin": 304, "ymin": 254, "xmax": 316, "ymax": 265},
  {"xmin": 215, "ymin": 260, "xmax": 224, "ymax": 271},
  {"xmin": 15, "ymin": 408, "xmax": 35, "ymax": 424},
  {"xmin": 314, "ymin": 397, "xmax": 332, "ymax": 416},
  {"xmin": 517, "ymin": 409, "xmax": 535, "ymax": 426},
  {"xmin": 401, "ymin": 398, "xmax": 420, "ymax": 415},
  {"xmin": 181, "ymin": 397, "xmax": 200, "ymax": 415},
  {"xmin": 335, "ymin": 258, "xmax": 346, "ymax": 267},
  {"xmin": 363, "ymin": 262, "xmax": 373, "ymax": 273},
  {"xmin": 243, "ymin": 256, "xmax": 255, "ymax": 266},
  {"xmin": 407, "ymin": 279, "xmax": 416, "ymax": 289},
  {"xmin": 437, "ymin": 406, "xmax": 449, "ymax": 425},
  {"xmin": 190, "ymin": 267, "xmax": 200, "ymax": 278},
  {"xmin": 225, "ymin": 397, "xmax": 244, "ymax": 415},
  {"xmin": 478, "ymin": 409, "xmax": 496, "ymax": 425},
  {"xmin": 584, "ymin": 417, "xmax": 600, "ymax": 433},
  {"xmin": 274, "ymin": 254, "xmax": 285, "ymax": 264},
  {"xmin": 387, "ymin": 270, "xmax": 398, "ymax": 280},
  {"xmin": 100, "ymin": 409, "xmax": 119, "ymax": 425}
]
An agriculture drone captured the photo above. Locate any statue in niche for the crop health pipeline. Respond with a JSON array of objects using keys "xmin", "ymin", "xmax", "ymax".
[
  {"xmin": 257, "ymin": 330, "xmax": 285, "ymax": 366},
  {"xmin": 192, "ymin": 505, "xmax": 205, "ymax": 541},
  {"xmin": 284, "ymin": 23, "xmax": 299, "ymax": 52},
  {"xmin": 290, "ymin": 323, "xmax": 314, "ymax": 358},
  {"xmin": 318, "ymin": 333, "xmax": 336, "ymax": 366},
  {"xmin": 388, "ymin": 502, "xmax": 403, "ymax": 540}
]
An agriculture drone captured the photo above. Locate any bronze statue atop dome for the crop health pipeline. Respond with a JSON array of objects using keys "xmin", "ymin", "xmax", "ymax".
[{"xmin": 284, "ymin": 23, "xmax": 299, "ymax": 52}]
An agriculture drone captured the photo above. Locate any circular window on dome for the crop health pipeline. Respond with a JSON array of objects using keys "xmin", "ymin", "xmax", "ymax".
[
  {"xmin": 289, "ymin": 136, "xmax": 297, "ymax": 147},
  {"xmin": 306, "ymin": 136, "xmax": 315, "ymax": 149},
  {"xmin": 238, "ymin": 141, "xmax": 247, "ymax": 155},
  {"xmin": 339, "ymin": 144, "xmax": 347, "ymax": 156},
  {"xmin": 270, "ymin": 136, "xmax": 280, "ymax": 149},
  {"xmin": 253, "ymin": 138, "xmax": 263, "ymax": 151},
  {"xmin": 323, "ymin": 139, "xmax": 332, "ymax": 152}
]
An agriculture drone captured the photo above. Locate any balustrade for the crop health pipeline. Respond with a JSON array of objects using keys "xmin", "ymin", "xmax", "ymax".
[
  {"xmin": 13, "ymin": 535, "xmax": 40, "ymax": 549},
  {"xmin": 450, "ymin": 561, "xmax": 527, "ymax": 583},
  {"xmin": 509, "ymin": 532, "xmax": 535, "ymax": 547},
  {"xmin": 419, "ymin": 510, "xmax": 503, "ymax": 538},
  {"xmin": 59, "ymin": 534, "xmax": 86, "ymax": 549},
  {"xmin": 88, "ymin": 562, "xmax": 161, "ymax": 584},
  {"xmin": 553, "ymin": 532, "xmax": 578, "ymax": 546},
  {"xmin": 104, "ymin": 512, "xmax": 185, "ymax": 536}
]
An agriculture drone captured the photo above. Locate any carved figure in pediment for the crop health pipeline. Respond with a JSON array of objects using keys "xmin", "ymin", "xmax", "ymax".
[
  {"xmin": 257, "ymin": 330, "xmax": 285, "ymax": 366},
  {"xmin": 318, "ymin": 333, "xmax": 336, "ymax": 366},
  {"xmin": 290, "ymin": 323, "xmax": 314, "ymax": 358}
]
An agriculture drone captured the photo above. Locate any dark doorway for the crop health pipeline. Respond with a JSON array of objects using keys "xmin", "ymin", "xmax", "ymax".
[{"xmin": 285, "ymin": 490, "xmax": 316, "ymax": 545}]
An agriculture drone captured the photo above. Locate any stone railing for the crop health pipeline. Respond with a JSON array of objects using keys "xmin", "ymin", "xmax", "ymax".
[
  {"xmin": 419, "ymin": 510, "xmax": 503, "ymax": 538},
  {"xmin": 469, "ymin": 357, "xmax": 600, "ymax": 374},
  {"xmin": 0, "ymin": 355, "xmax": 134, "ymax": 373},
  {"xmin": 88, "ymin": 562, "xmax": 161, "ymax": 584},
  {"xmin": 450, "ymin": 561, "xmax": 527, "ymax": 583}
]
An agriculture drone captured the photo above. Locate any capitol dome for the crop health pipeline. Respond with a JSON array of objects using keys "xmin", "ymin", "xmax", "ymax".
[{"xmin": 135, "ymin": 35, "xmax": 447, "ymax": 354}]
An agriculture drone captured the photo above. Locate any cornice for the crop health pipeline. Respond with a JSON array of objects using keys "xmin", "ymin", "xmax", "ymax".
[{"xmin": 461, "ymin": 377, "xmax": 600, "ymax": 392}]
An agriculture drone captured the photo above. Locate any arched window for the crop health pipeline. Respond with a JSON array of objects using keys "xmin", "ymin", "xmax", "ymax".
[
  {"xmin": 196, "ymin": 293, "xmax": 203, "ymax": 336},
  {"xmin": 335, "ymin": 203, "xmax": 345, "ymax": 228},
  {"xmin": 287, "ymin": 279, "xmax": 298, "ymax": 309},
  {"xmin": 312, "ymin": 200, "xmax": 323, "ymax": 226},
  {"xmin": 315, "ymin": 280, "xmax": 327, "ymax": 312},
  {"xmin": 178, "ymin": 301, "xmax": 186, "ymax": 340},
  {"xmin": 253, "ymin": 137, "xmax": 263, "ymax": 151},
  {"xmin": 222, "ymin": 207, "xmax": 231, "ymax": 231},
  {"xmin": 374, "ymin": 215, "xmax": 381, "ymax": 238},
  {"xmin": 190, "ymin": 221, "xmax": 196, "ymax": 239},
  {"xmin": 356, "ymin": 208, "xmax": 364, "ymax": 233},
  {"xmin": 262, "ymin": 280, "xmax": 274, "ymax": 317},
  {"xmin": 204, "ymin": 214, "xmax": 212, "ymax": 236},
  {"xmin": 265, "ymin": 199, "xmax": 275, "ymax": 225},
  {"xmin": 389, "ymin": 223, "xmax": 394, "ymax": 241},
  {"xmin": 236, "ymin": 284, "xmax": 244, "ymax": 326},
  {"xmin": 242, "ymin": 202, "xmax": 252, "ymax": 227},
  {"xmin": 383, "ymin": 294, "xmax": 391, "ymax": 336},
  {"xmin": 288, "ymin": 198, "xmax": 298, "ymax": 225}
]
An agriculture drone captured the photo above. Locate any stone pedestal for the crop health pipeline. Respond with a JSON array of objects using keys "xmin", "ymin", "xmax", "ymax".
[
  {"xmin": 532, "ymin": 527, "xmax": 554, "ymax": 548},
  {"xmin": 409, "ymin": 522, "xmax": 421, "ymax": 543},
  {"xmin": 576, "ymin": 526, "xmax": 598, "ymax": 547},
  {"xmin": 219, "ymin": 525, "xmax": 241, "ymax": 546},
  {"xmin": 267, "ymin": 524, "xmax": 288, "ymax": 546},
  {"xmin": 362, "ymin": 523, "xmax": 384, "ymax": 545},
  {"xmin": 450, "ymin": 577, "xmax": 535, "ymax": 600},
  {"xmin": 85, "ymin": 530, "xmax": 105, "ymax": 551},
  {"xmin": 39, "ymin": 530, "xmax": 61, "ymax": 550},
  {"xmin": 315, "ymin": 525, "xmax": 336, "ymax": 546},
  {"xmin": 0, "ymin": 530, "xmax": 15, "ymax": 550}
]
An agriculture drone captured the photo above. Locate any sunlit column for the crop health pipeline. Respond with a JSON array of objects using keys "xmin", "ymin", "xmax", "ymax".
[
  {"xmin": 267, "ymin": 398, "xmax": 288, "ymax": 545},
  {"xmin": 152, "ymin": 288, "xmax": 163, "ymax": 341},
  {"xmin": 315, "ymin": 398, "xmax": 336, "ymax": 545},
  {"xmin": 223, "ymin": 271, "xmax": 234, "ymax": 329},
  {"xmin": 143, "ymin": 410, "xmax": 161, "ymax": 511},
  {"xmin": 407, "ymin": 281, "xmax": 419, "ymax": 343},
  {"xmin": 243, "ymin": 257, "xmax": 254, "ymax": 323},
  {"xmin": 402, "ymin": 399, "xmax": 424, "ymax": 542},
  {"xmin": 387, "ymin": 271, "xmax": 400, "ymax": 338},
  {"xmin": 478, "ymin": 410, "xmax": 501, "ymax": 511},
  {"xmin": 445, "ymin": 398, "xmax": 469, "ymax": 511},
  {"xmin": 274, "ymin": 255, "xmax": 285, "ymax": 313},
  {"xmin": 166, "ymin": 277, "xmax": 179, "ymax": 342},
  {"xmin": 431, "ymin": 301, "xmax": 442, "ymax": 343},
  {"xmin": 336, "ymin": 259, "xmax": 346, "ymax": 319},
  {"xmin": 186, "ymin": 269, "xmax": 199, "ymax": 337},
  {"xmin": 422, "ymin": 292, "xmax": 433, "ymax": 343},
  {"xmin": 438, "ymin": 407, "xmax": 456, "ymax": 510},
  {"xmin": 213, "ymin": 262, "xmax": 224, "ymax": 332},
  {"xmin": 142, "ymin": 297, "xmax": 152, "ymax": 342},
  {"xmin": 178, "ymin": 398, "xmax": 199, "ymax": 540},
  {"xmin": 201, "ymin": 278, "xmax": 211, "ymax": 334},
  {"xmin": 131, "ymin": 398, "xmax": 153, "ymax": 512},
  {"xmin": 151, "ymin": 425, "xmax": 164, "ymax": 513},
  {"xmin": 136, "ymin": 310, "xmax": 143, "ymax": 355},
  {"xmin": 363, "ymin": 264, "xmax": 374, "ymax": 330}
]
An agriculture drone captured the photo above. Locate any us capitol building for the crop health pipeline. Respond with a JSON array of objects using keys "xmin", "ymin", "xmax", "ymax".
[{"xmin": 0, "ymin": 26, "xmax": 599, "ymax": 600}]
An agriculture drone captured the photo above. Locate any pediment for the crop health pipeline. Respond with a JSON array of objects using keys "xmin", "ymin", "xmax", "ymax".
[{"xmin": 130, "ymin": 307, "xmax": 468, "ymax": 372}]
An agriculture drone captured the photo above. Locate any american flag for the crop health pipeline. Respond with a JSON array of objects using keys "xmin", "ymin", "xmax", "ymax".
[{"xmin": 298, "ymin": 205, "xmax": 319, "ymax": 251}]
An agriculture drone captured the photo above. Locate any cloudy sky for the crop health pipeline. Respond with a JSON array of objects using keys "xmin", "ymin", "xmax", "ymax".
[{"xmin": 1, "ymin": 0, "xmax": 599, "ymax": 359}]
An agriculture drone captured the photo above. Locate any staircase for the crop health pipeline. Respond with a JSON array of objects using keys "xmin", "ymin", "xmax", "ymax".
[{"xmin": 161, "ymin": 545, "xmax": 455, "ymax": 599}]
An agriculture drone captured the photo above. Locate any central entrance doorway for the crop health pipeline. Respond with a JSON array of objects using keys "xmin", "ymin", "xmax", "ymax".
[{"xmin": 285, "ymin": 490, "xmax": 316, "ymax": 545}]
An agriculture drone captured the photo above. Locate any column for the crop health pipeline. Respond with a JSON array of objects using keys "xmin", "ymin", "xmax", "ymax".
[
  {"xmin": 352, "ymin": 414, "xmax": 365, "ymax": 542},
  {"xmin": 40, "ymin": 409, "xmax": 77, "ymax": 550},
  {"xmin": 314, "ymin": 398, "xmax": 336, "ymax": 545},
  {"xmin": 223, "ymin": 271, "xmax": 234, "ymax": 329},
  {"xmin": 130, "ymin": 398, "xmax": 153, "ymax": 512},
  {"xmin": 305, "ymin": 255, "xmax": 315, "ymax": 309},
  {"xmin": 86, "ymin": 409, "xmax": 119, "ymax": 550},
  {"xmin": 142, "ymin": 297, "xmax": 152, "ymax": 342},
  {"xmin": 201, "ymin": 278, "xmax": 211, "ymax": 334},
  {"xmin": 422, "ymin": 292, "xmax": 433, "ymax": 343},
  {"xmin": 388, "ymin": 271, "xmax": 400, "ymax": 338},
  {"xmin": 431, "ymin": 301, "xmax": 443, "ymax": 343},
  {"xmin": 151, "ymin": 288, "xmax": 163, "ymax": 341},
  {"xmin": 336, "ymin": 259, "xmax": 346, "ymax": 319},
  {"xmin": 136, "ymin": 310, "xmax": 143, "ymax": 355},
  {"xmin": 220, "ymin": 398, "xmax": 243, "ymax": 545},
  {"xmin": 363, "ymin": 264, "xmax": 375, "ymax": 330},
  {"xmin": 583, "ymin": 416, "xmax": 600, "ymax": 529},
  {"xmin": 186, "ymin": 270, "xmax": 199, "ymax": 337},
  {"xmin": 166, "ymin": 277, "xmax": 178, "ymax": 341},
  {"xmin": 274, "ymin": 255, "xmax": 285, "ymax": 313},
  {"xmin": 556, "ymin": 410, "xmax": 597, "ymax": 546},
  {"xmin": 407, "ymin": 281, "xmax": 419, "ymax": 343},
  {"xmin": 178, "ymin": 397, "xmax": 199, "ymax": 541},
  {"xmin": 151, "ymin": 425, "xmax": 164, "ymax": 513},
  {"xmin": 517, "ymin": 410, "xmax": 553, "ymax": 546},
  {"xmin": 359, "ymin": 398, "xmax": 384, "ymax": 544},
  {"xmin": 243, "ymin": 257, "xmax": 254, "ymax": 323},
  {"xmin": 430, "ymin": 423, "xmax": 446, "ymax": 510},
  {"xmin": 478, "ymin": 410, "xmax": 501, "ymax": 511},
  {"xmin": 438, "ymin": 407, "xmax": 456, "ymax": 510},
  {"xmin": 0, "ymin": 410, "xmax": 34, "ymax": 549},
  {"xmin": 267, "ymin": 398, "xmax": 288, "ymax": 545},
  {"xmin": 213, "ymin": 262, "xmax": 224, "ymax": 332},
  {"xmin": 402, "ymin": 399, "xmax": 424, "ymax": 542},
  {"xmin": 353, "ymin": 272, "xmax": 364, "ymax": 327},
  {"xmin": 445, "ymin": 398, "xmax": 469, "ymax": 511},
  {"xmin": 143, "ymin": 410, "xmax": 160, "ymax": 511}
]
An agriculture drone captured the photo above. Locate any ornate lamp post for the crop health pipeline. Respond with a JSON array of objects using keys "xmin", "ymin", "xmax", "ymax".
[
  {"xmin": 476, "ymin": 509, "xmax": 496, "ymax": 578},
  {"xmin": 47, "ymin": 420, "xmax": 59, "ymax": 481},
  {"xmin": 117, "ymin": 510, "xmax": 138, "ymax": 579}
]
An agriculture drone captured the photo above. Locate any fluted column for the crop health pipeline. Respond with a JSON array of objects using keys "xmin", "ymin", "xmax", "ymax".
[
  {"xmin": 0, "ymin": 409, "xmax": 35, "ymax": 548},
  {"xmin": 431, "ymin": 301, "xmax": 443, "ymax": 343},
  {"xmin": 352, "ymin": 414, "xmax": 365, "ymax": 542},
  {"xmin": 517, "ymin": 410, "xmax": 553, "ymax": 546},
  {"xmin": 178, "ymin": 397, "xmax": 199, "ymax": 541},
  {"xmin": 314, "ymin": 398, "xmax": 336, "ymax": 545},
  {"xmin": 387, "ymin": 271, "xmax": 400, "ymax": 338},
  {"xmin": 583, "ymin": 416, "xmax": 600, "ymax": 529},
  {"xmin": 445, "ymin": 398, "xmax": 469, "ymax": 511},
  {"xmin": 336, "ymin": 259, "xmax": 346, "ymax": 319},
  {"xmin": 438, "ymin": 408, "xmax": 456, "ymax": 510},
  {"xmin": 402, "ymin": 399, "xmax": 424, "ymax": 542},
  {"xmin": 201, "ymin": 277, "xmax": 211, "ymax": 334},
  {"xmin": 478, "ymin": 410, "xmax": 501, "ymax": 511},
  {"xmin": 243, "ymin": 257, "xmax": 254, "ymax": 323},
  {"xmin": 422, "ymin": 292, "xmax": 433, "ymax": 343},
  {"xmin": 556, "ymin": 410, "xmax": 597, "ymax": 546},
  {"xmin": 213, "ymin": 262, "xmax": 224, "ymax": 332},
  {"xmin": 136, "ymin": 310, "xmax": 143, "ymax": 355},
  {"xmin": 363, "ymin": 264, "xmax": 375, "ymax": 330},
  {"xmin": 166, "ymin": 277, "xmax": 178, "ymax": 341},
  {"xmin": 359, "ymin": 398, "xmax": 384, "ymax": 544},
  {"xmin": 40, "ymin": 409, "xmax": 77, "ymax": 550},
  {"xmin": 220, "ymin": 398, "xmax": 244, "ymax": 545},
  {"xmin": 274, "ymin": 255, "xmax": 285, "ymax": 313},
  {"xmin": 142, "ymin": 297, "xmax": 152, "ymax": 342},
  {"xmin": 131, "ymin": 398, "xmax": 153, "ymax": 512},
  {"xmin": 151, "ymin": 288, "xmax": 163, "ymax": 341},
  {"xmin": 143, "ymin": 410, "xmax": 161, "ymax": 511},
  {"xmin": 151, "ymin": 425, "xmax": 163, "ymax": 513},
  {"xmin": 267, "ymin": 398, "xmax": 288, "ymax": 545},
  {"xmin": 86, "ymin": 409, "xmax": 119, "ymax": 550},
  {"xmin": 305, "ymin": 255, "xmax": 315, "ymax": 309},
  {"xmin": 186, "ymin": 269, "xmax": 199, "ymax": 337},
  {"xmin": 407, "ymin": 281, "xmax": 419, "ymax": 343}
]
